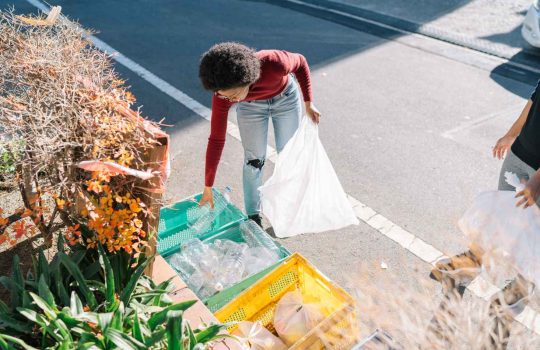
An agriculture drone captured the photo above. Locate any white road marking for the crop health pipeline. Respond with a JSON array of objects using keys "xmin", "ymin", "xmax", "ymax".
[
  {"xmin": 441, "ymin": 103, "xmax": 524, "ymax": 140},
  {"xmin": 25, "ymin": 0, "xmax": 540, "ymax": 335}
]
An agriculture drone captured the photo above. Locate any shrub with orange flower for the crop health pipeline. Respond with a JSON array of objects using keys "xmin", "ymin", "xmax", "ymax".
[{"xmin": 0, "ymin": 10, "xmax": 168, "ymax": 257}]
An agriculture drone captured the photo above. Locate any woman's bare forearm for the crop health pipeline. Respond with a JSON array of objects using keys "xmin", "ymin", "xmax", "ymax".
[{"xmin": 506, "ymin": 100, "xmax": 533, "ymax": 138}]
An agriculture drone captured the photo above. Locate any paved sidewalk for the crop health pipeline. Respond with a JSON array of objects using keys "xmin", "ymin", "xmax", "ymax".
[{"xmin": 331, "ymin": 0, "xmax": 534, "ymax": 53}]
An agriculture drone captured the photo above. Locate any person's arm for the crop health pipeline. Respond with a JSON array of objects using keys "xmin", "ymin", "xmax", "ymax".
[
  {"xmin": 492, "ymin": 100, "xmax": 532, "ymax": 159},
  {"xmin": 276, "ymin": 50, "xmax": 321, "ymax": 123},
  {"xmin": 516, "ymin": 169, "xmax": 540, "ymax": 209},
  {"xmin": 199, "ymin": 95, "xmax": 232, "ymax": 207}
]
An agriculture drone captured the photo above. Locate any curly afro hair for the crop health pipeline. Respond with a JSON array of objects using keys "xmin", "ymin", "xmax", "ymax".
[{"xmin": 199, "ymin": 42, "xmax": 261, "ymax": 91}]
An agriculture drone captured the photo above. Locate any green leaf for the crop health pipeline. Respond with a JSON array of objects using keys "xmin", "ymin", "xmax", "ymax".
[
  {"xmin": 50, "ymin": 318, "xmax": 72, "ymax": 342},
  {"xmin": 21, "ymin": 291, "xmax": 33, "ymax": 309},
  {"xmin": 57, "ymin": 308, "xmax": 79, "ymax": 328},
  {"xmin": 57, "ymin": 233, "xmax": 66, "ymax": 254},
  {"xmin": 148, "ymin": 300, "xmax": 197, "ymax": 331},
  {"xmin": 0, "ymin": 335, "xmax": 7, "ymax": 350},
  {"xmin": 144, "ymin": 329, "xmax": 167, "ymax": 347},
  {"xmin": 132, "ymin": 291, "xmax": 169, "ymax": 299},
  {"xmin": 58, "ymin": 339, "xmax": 71, "ymax": 350},
  {"xmin": 70, "ymin": 250, "xmax": 87, "ymax": 265},
  {"xmin": 24, "ymin": 280, "xmax": 38, "ymax": 291},
  {"xmin": 119, "ymin": 257, "xmax": 151, "ymax": 306},
  {"xmin": 74, "ymin": 312, "xmax": 99, "ymax": 325},
  {"xmin": 97, "ymin": 245, "xmax": 116, "ymax": 311},
  {"xmin": 156, "ymin": 278, "xmax": 175, "ymax": 293},
  {"xmin": 12, "ymin": 255, "xmax": 24, "ymax": 288},
  {"xmin": 0, "ymin": 334, "xmax": 39, "ymax": 350},
  {"xmin": 52, "ymin": 257, "xmax": 70, "ymax": 306},
  {"xmin": 0, "ymin": 277, "xmax": 21, "ymax": 311},
  {"xmin": 28, "ymin": 292, "xmax": 56, "ymax": 320},
  {"xmin": 105, "ymin": 328, "xmax": 146, "ymax": 350},
  {"xmin": 70, "ymin": 291, "xmax": 84, "ymax": 316},
  {"xmin": 0, "ymin": 300, "xmax": 8, "ymax": 313},
  {"xmin": 82, "ymin": 261, "xmax": 101, "ymax": 281},
  {"xmin": 195, "ymin": 324, "xmax": 226, "ymax": 344},
  {"xmin": 79, "ymin": 331, "xmax": 103, "ymax": 348},
  {"xmin": 38, "ymin": 276, "xmax": 55, "ymax": 307},
  {"xmin": 132, "ymin": 313, "xmax": 145, "ymax": 344},
  {"xmin": 186, "ymin": 321, "xmax": 197, "ymax": 350},
  {"xmin": 110, "ymin": 303, "xmax": 124, "ymax": 331},
  {"xmin": 0, "ymin": 312, "xmax": 33, "ymax": 333},
  {"xmin": 97, "ymin": 312, "xmax": 114, "ymax": 331},
  {"xmin": 166, "ymin": 312, "xmax": 182, "ymax": 350},
  {"xmin": 59, "ymin": 253, "xmax": 97, "ymax": 309},
  {"xmin": 86, "ymin": 280, "xmax": 106, "ymax": 294},
  {"xmin": 17, "ymin": 308, "xmax": 46, "ymax": 327},
  {"xmin": 56, "ymin": 279, "xmax": 70, "ymax": 307},
  {"xmin": 37, "ymin": 250, "xmax": 50, "ymax": 286}
]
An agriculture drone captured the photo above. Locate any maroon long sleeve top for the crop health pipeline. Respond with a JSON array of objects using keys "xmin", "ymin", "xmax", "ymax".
[{"xmin": 204, "ymin": 50, "xmax": 313, "ymax": 187}]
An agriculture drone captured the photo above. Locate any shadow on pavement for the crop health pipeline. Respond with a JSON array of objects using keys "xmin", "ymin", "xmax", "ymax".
[{"xmin": 0, "ymin": 0, "xmax": 469, "ymax": 126}]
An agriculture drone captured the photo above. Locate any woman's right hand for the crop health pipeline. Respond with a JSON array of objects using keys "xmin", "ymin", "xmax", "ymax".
[
  {"xmin": 199, "ymin": 186, "xmax": 214, "ymax": 208},
  {"xmin": 492, "ymin": 134, "xmax": 516, "ymax": 160}
]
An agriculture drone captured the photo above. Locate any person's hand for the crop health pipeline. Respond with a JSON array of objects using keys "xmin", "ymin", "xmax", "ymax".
[
  {"xmin": 199, "ymin": 186, "xmax": 214, "ymax": 208},
  {"xmin": 305, "ymin": 102, "xmax": 321, "ymax": 124},
  {"xmin": 515, "ymin": 171, "xmax": 540, "ymax": 209},
  {"xmin": 492, "ymin": 134, "xmax": 516, "ymax": 160}
]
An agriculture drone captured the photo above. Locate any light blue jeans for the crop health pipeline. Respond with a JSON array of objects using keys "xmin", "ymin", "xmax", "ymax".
[{"xmin": 236, "ymin": 77, "xmax": 302, "ymax": 216}]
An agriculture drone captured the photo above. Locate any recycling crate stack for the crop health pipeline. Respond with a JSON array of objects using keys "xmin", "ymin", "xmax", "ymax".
[{"xmin": 157, "ymin": 189, "xmax": 359, "ymax": 349}]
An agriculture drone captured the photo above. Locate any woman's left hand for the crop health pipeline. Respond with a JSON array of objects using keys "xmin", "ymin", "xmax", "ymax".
[
  {"xmin": 305, "ymin": 102, "xmax": 321, "ymax": 124},
  {"xmin": 516, "ymin": 170, "xmax": 540, "ymax": 209}
]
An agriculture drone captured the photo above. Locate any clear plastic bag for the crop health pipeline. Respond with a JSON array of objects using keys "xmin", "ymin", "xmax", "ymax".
[
  {"xmin": 459, "ymin": 173, "xmax": 540, "ymax": 287},
  {"xmin": 273, "ymin": 290, "xmax": 325, "ymax": 346},
  {"xmin": 233, "ymin": 321, "xmax": 287, "ymax": 350},
  {"xmin": 259, "ymin": 117, "xmax": 358, "ymax": 238}
]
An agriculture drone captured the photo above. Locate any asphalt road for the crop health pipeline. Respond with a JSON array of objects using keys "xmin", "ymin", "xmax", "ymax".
[{"xmin": 3, "ymin": 0, "xmax": 540, "ymax": 335}]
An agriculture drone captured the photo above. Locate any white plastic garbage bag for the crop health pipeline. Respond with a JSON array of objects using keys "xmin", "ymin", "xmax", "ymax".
[
  {"xmin": 459, "ymin": 172, "xmax": 540, "ymax": 287},
  {"xmin": 233, "ymin": 321, "xmax": 287, "ymax": 350},
  {"xmin": 273, "ymin": 290, "xmax": 325, "ymax": 345},
  {"xmin": 259, "ymin": 117, "xmax": 359, "ymax": 238}
]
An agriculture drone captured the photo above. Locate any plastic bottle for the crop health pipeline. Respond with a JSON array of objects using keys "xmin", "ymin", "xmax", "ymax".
[
  {"xmin": 169, "ymin": 252, "xmax": 196, "ymax": 280},
  {"xmin": 240, "ymin": 220, "xmax": 280, "ymax": 256},
  {"xmin": 186, "ymin": 203, "xmax": 211, "ymax": 225},
  {"xmin": 187, "ymin": 187, "xmax": 232, "ymax": 235},
  {"xmin": 181, "ymin": 239, "xmax": 218, "ymax": 273},
  {"xmin": 243, "ymin": 247, "xmax": 280, "ymax": 278},
  {"xmin": 216, "ymin": 243, "xmax": 248, "ymax": 287}
]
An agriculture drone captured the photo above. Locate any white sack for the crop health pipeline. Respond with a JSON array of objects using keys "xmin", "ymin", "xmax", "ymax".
[{"xmin": 260, "ymin": 117, "xmax": 358, "ymax": 238}]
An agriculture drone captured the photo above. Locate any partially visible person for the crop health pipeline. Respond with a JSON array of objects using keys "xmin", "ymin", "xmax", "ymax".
[
  {"xmin": 493, "ymin": 79, "xmax": 540, "ymax": 208},
  {"xmin": 430, "ymin": 80, "xmax": 540, "ymax": 348}
]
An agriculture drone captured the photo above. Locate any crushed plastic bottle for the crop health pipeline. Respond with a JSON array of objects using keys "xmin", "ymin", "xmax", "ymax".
[{"xmin": 216, "ymin": 242, "xmax": 248, "ymax": 288}]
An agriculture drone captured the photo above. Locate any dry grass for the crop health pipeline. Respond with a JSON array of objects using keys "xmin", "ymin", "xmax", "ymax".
[{"xmin": 349, "ymin": 257, "xmax": 539, "ymax": 349}]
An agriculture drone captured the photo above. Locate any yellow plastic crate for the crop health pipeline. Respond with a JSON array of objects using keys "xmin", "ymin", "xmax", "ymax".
[{"xmin": 215, "ymin": 253, "xmax": 359, "ymax": 349}]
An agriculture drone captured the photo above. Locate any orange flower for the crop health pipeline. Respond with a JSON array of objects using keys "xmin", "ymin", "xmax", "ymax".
[
  {"xmin": 86, "ymin": 180, "xmax": 103, "ymax": 194},
  {"xmin": 12, "ymin": 221, "xmax": 25, "ymax": 239},
  {"xmin": 56, "ymin": 198, "xmax": 66, "ymax": 209},
  {"xmin": 67, "ymin": 224, "xmax": 81, "ymax": 236}
]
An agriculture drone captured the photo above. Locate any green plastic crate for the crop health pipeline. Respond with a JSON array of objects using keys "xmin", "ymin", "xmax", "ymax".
[
  {"xmin": 157, "ymin": 189, "xmax": 246, "ymax": 257},
  {"xmin": 198, "ymin": 223, "xmax": 291, "ymax": 313}
]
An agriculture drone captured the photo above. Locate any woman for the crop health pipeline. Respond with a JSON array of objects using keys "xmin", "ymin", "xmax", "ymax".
[
  {"xmin": 197, "ymin": 42, "xmax": 321, "ymax": 226},
  {"xmin": 430, "ymin": 81, "xmax": 540, "ymax": 347}
]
